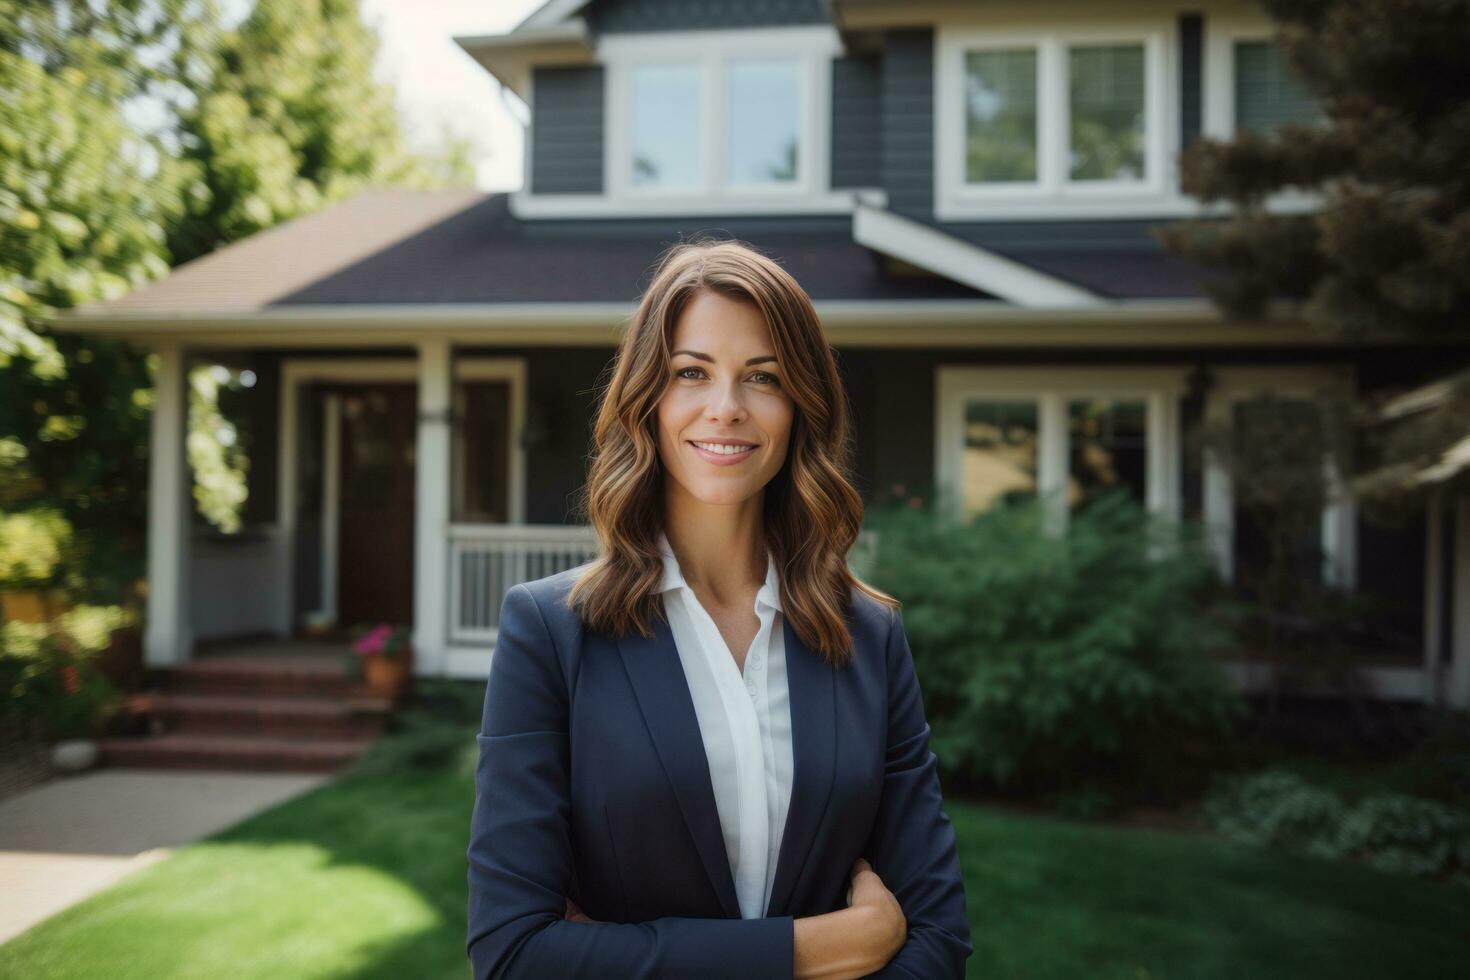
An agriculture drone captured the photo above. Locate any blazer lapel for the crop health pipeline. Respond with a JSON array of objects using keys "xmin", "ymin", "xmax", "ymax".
[
  {"xmin": 765, "ymin": 614, "xmax": 836, "ymax": 918},
  {"xmin": 615, "ymin": 613, "xmax": 743, "ymax": 918}
]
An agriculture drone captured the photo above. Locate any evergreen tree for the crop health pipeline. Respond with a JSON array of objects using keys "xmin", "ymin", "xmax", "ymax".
[{"xmin": 1156, "ymin": 0, "xmax": 1470, "ymax": 503}]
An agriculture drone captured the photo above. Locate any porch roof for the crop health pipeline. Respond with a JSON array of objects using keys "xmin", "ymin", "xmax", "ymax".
[{"xmin": 59, "ymin": 189, "xmax": 998, "ymax": 327}]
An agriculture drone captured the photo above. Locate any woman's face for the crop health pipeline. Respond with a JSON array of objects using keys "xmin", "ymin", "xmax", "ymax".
[{"xmin": 656, "ymin": 288, "xmax": 795, "ymax": 509}]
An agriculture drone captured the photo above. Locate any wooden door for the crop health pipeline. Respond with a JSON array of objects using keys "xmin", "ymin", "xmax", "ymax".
[{"xmin": 336, "ymin": 384, "xmax": 416, "ymax": 628}]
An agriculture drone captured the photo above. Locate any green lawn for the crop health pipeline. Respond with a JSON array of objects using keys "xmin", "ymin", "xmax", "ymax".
[{"xmin": 2, "ymin": 699, "xmax": 1467, "ymax": 979}]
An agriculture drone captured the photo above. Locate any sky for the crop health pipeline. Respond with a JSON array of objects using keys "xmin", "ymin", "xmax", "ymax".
[{"xmin": 358, "ymin": 0, "xmax": 546, "ymax": 191}]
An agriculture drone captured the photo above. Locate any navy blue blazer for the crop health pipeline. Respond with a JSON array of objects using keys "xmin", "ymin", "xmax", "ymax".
[{"xmin": 466, "ymin": 565, "xmax": 972, "ymax": 979}]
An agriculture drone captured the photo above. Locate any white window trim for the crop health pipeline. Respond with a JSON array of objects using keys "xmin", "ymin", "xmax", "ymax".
[
  {"xmin": 594, "ymin": 26, "xmax": 842, "ymax": 214},
  {"xmin": 934, "ymin": 366, "xmax": 1188, "ymax": 538},
  {"xmin": 1202, "ymin": 364, "xmax": 1358, "ymax": 589},
  {"xmin": 935, "ymin": 21, "xmax": 1182, "ymax": 221}
]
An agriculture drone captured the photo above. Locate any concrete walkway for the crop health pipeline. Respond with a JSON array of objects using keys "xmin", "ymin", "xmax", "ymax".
[{"xmin": 0, "ymin": 768, "xmax": 331, "ymax": 945}]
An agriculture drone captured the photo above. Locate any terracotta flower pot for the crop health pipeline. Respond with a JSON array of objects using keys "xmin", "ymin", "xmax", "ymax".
[{"xmin": 363, "ymin": 653, "xmax": 411, "ymax": 699}]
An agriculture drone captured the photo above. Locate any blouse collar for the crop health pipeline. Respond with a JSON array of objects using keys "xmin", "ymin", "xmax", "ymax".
[{"xmin": 656, "ymin": 529, "xmax": 783, "ymax": 613}]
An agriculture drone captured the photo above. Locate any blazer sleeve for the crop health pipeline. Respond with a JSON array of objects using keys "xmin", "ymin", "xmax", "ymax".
[
  {"xmin": 860, "ymin": 607, "xmax": 974, "ymax": 978},
  {"xmin": 466, "ymin": 583, "xmax": 796, "ymax": 980}
]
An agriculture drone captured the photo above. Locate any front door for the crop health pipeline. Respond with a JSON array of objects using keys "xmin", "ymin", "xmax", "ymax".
[{"xmin": 336, "ymin": 384, "xmax": 417, "ymax": 628}]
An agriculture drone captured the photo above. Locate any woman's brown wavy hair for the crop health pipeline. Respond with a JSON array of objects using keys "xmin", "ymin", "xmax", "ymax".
[{"xmin": 565, "ymin": 237, "xmax": 897, "ymax": 668}]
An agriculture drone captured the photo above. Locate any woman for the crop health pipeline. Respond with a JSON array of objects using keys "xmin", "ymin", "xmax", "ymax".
[{"xmin": 466, "ymin": 239, "xmax": 971, "ymax": 979}]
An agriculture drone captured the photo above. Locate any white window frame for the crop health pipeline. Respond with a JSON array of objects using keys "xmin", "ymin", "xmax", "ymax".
[
  {"xmin": 1202, "ymin": 365, "xmax": 1358, "ymax": 590},
  {"xmin": 934, "ymin": 366, "xmax": 1188, "ymax": 538},
  {"xmin": 1202, "ymin": 14, "xmax": 1321, "ymax": 140},
  {"xmin": 598, "ymin": 27, "xmax": 844, "ymax": 215},
  {"xmin": 935, "ymin": 22, "xmax": 1178, "ymax": 221}
]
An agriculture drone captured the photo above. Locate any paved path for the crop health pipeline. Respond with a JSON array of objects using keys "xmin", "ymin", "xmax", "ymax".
[{"xmin": 0, "ymin": 768, "xmax": 330, "ymax": 945}]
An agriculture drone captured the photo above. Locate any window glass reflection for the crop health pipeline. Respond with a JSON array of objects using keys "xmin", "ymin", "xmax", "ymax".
[
  {"xmin": 1068, "ymin": 398, "xmax": 1147, "ymax": 512},
  {"xmin": 964, "ymin": 48, "xmax": 1039, "ymax": 182},
  {"xmin": 1068, "ymin": 43, "xmax": 1146, "ymax": 181},
  {"xmin": 962, "ymin": 399, "xmax": 1038, "ymax": 517},
  {"xmin": 632, "ymin": 63, "xmax": 702, "ymax": 188},
  {"xmin": 727, "ymin": 59, "xmax": 800, "ymax": 184}
]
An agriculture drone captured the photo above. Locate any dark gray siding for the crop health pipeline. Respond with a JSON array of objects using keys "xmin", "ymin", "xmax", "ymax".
[
  {"xmin": 831, "ymin": 54, "xmax": 882, "ymax": 189},
  {"xmin": 1179, "ymin": 13, "xmax": 1203, "ymax": 151},
  {"xmin": 880, "ymin": 28, "xmax": 934, "ymax": 219},
  {"xmin": 530, "ymin": 66, "xmax": 605, "ymax": 195},
  {"xmin": 587, "ymin": 0, "xmax": 829, "ymax": 34}
]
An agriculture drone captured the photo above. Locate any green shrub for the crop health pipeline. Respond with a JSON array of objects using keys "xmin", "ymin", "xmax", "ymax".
[
  {"xmin": 861, "ymin": 486, "xmax": 1246, "ymax": 811},
  {"xmin": 1202, "ymin": 767, "xmax": 1350, "ymax": 859},
  {"xmin": 1204, "ymin": 766, "xmax": 1470, "ymax": 883},
  {"xmin": 0, "ymin": 605, "xmax": 131, "ymax": 741},
  {"xmin": 1338, "ymin": 792, "xmax": 1470, "ymax": 879}
]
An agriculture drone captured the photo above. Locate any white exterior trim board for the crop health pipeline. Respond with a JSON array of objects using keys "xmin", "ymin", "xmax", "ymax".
[{"xmin": 852, "ymin": 203, "xmax": 1103, "ymax": 308}]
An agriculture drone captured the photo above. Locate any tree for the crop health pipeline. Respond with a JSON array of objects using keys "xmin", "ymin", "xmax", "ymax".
[
  {"xmin": 1157, "ymin": 0, "xmax": 1470, "ymax": 509},
  {"xmin": 0, "ymin": 1, "xmax": 208, "ymax": 603},
  {"xmin": 1, "ymin": 0, "xmax": 475, "ymax": 607},
  {"xmin": 1155, "ymin": 0, "xmax": 1470, "ymax": 703},
  {"xmin": 169, "ymin": 0, "xmax": 473, "ymax": 264}
]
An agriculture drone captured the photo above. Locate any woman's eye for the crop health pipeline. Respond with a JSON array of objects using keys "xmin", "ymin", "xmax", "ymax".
[{"xmin": 674, "ymin": 366, "xmax": 779, "ymax": 385}]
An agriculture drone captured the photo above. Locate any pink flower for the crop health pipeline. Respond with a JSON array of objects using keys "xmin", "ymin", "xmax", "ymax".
[{"xmin": 354, "ymin": 624, "xmax": 392, "ymax": 657}]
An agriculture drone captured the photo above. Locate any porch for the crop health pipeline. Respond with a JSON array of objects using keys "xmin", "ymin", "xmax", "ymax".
[
  {"xmin": 142, "ymin": 342, "xmax": 603, "ymax": 681},
  {"xmin": 137, "ymin": 340, "xmax": 1470, "ymax": 708}
]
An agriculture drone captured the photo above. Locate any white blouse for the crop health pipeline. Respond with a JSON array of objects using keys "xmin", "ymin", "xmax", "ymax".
[{"xmin": 656, "ymin": 530, "xmax": 794, "ymax": 919}]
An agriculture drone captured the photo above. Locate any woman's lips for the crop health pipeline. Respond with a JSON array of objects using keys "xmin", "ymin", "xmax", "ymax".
[{"xmin": 688, "ymin": 441, "xmax": 756, "ymax": 466}]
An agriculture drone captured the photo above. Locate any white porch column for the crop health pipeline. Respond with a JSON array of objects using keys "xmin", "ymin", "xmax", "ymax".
[
  {"xmin": 413, "ymin": 339, "xmax": 453, "ymax": 676},
  {"xmin": 144, "ymin": 343, "xmax": 193, "ymax": 666},
  {"xmin": 1449, "ymin": 493, "xmax": 1470, "ymax": 709}
]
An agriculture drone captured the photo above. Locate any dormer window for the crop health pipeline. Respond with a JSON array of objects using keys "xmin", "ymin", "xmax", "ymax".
[
  {"xmin": 626, "ymin": 56, "xmax": 803, "ymax": 192},
  {"xmin": 601, "ymin": 27, "xmax": 844, "ymax": 213}
]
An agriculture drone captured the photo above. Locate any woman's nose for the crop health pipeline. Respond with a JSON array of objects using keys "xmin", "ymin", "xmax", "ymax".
[{"xmin": 705, "ymin": 380, "xmax": 747, "ymax": 421}]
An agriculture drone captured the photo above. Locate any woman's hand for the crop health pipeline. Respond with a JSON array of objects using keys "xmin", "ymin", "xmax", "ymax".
[
  {"xmin": 564, "ymin": 897, "xmax": 596, "ymax": 923},
  {"xmin": 846, "ymin": 858, "xmax": 906, "ymax": 966},
  {"xmin": 794, "ymin": 858, "xmax": 907, "ymax": 979}
]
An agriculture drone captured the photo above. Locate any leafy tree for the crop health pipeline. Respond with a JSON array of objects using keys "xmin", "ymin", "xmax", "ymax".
[
  {"xmin": 0, "ymin": 1, "xmax": 206, "ymax": 603},
  {"xmin": 1, "ymin": 0, "xmax": 475, "ymax": 608},
  {"xmin": 169, "ymin": 0, "xmax": 473, "ymax": 263}
]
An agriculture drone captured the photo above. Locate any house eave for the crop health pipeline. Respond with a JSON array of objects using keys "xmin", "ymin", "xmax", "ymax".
[
  {"xmin": 452, "ymin": 19, "xmax": 593, "ymax": 100},
  {"xmin": 43, "ymin": 299, "xmax": 1422, "ymax": 350}
]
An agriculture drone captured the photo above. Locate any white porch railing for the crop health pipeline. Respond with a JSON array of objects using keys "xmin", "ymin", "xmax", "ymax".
[
  {"xmin": 448, "ymin": 523, "xmax": 601, "ymax": 645},
  {"xmin": 448, "ymin": 524, "xmax": 882, "ymax": 647}
]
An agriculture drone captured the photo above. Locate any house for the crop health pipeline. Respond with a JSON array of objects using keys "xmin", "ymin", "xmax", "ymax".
[{"xmin": 51, "ymin": 0, "xmax": 1470, "ymax": 711}]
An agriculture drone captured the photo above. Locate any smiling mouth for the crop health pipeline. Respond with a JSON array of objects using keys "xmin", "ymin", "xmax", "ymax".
[{"xmin": 688, "ymin": 440, "xmax": 757, "ymax": 458}]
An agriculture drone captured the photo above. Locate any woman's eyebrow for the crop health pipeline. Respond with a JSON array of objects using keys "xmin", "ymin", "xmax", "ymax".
[{"xmin": 671, "ymin": 350, "xmax": 777, "ymax": 365}]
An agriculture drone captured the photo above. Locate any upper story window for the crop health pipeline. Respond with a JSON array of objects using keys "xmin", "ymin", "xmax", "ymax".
[
  {"xmin": 1205, "ymin": 21, "xmax": 1327, "ymax": 140},
  {"xmin": 937, "ymin": 24, "xmax": 1173, "ymax": 220},
  {"xmin": 1231, "ymin": 39, "xmax": 1326, "ymax": 134},
  {"xmin": 602, "ymin": 27, "xmax": 842, "ymax": 211}
]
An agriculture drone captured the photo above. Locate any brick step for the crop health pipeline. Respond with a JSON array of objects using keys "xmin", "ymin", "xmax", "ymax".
[
  {"xmin": 126, "ymin": 691, "xmax": 393, "ymax": 739},
  {"xmin": 163, "ymin": 659, "xmax": 363, "ymax": 698},
  {"xmin": 97, "ymin": 733, "xmax": 378, "ymax": 773}
]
